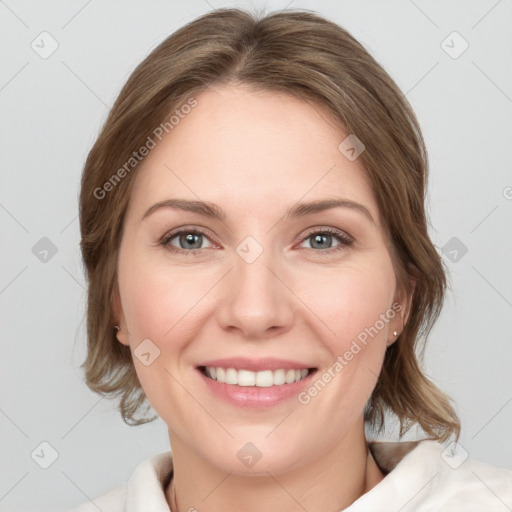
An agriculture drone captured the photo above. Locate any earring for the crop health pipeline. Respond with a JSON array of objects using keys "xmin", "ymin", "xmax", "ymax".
[
  {"xmin": 114, "ymin": 325, "xmax": 120, "ymax": 332},
  {"xmin": 387, "ymin": 331, "xmax": 399, "ymax": 347}
]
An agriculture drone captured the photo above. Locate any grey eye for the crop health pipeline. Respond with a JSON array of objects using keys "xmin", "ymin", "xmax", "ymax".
[{"xmin": 307, "ymin": 233, "xmax": 338, "ymax": 249}]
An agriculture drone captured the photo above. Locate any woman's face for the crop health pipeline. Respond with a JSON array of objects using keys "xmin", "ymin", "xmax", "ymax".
[{"xmin": 114, "ymin": 84, "xmax": 407, "ymax": 474}]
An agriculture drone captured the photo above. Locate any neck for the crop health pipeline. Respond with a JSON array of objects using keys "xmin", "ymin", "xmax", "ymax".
[{"xmin": 165, "ymin": 422, "xmax": 384, "ymax": 512}]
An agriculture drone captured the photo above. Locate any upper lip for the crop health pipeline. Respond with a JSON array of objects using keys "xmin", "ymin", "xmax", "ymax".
[{"xmin": 197, "ymin": 357, "xmax": 316, "ymax": 372}]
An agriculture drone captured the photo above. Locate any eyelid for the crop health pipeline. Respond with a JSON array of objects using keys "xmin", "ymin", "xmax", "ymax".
[{"xmin": 299, "ymin": 225, "xmax": 353, "ymax": 242}]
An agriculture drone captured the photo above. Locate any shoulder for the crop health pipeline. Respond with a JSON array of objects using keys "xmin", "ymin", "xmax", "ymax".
[
  {"xmin": 67, "ymin": 451, "xmax": 173, "ymax": 512},
  {"xmin": 353, "ymin": 440, "xmax": 512, "ymax": 511},
  {"xmin": 428, "ymin": 441, "xmax": 512, "ymax": 508}
]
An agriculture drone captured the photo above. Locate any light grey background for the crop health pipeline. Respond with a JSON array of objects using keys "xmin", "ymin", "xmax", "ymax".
[{"xmin": 1, "ymin": 1, "xmax": 511, "ymax": 511}]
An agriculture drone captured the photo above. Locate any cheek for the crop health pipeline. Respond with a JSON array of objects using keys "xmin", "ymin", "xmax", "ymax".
[
  {"xmin": 287, "ymin": 263, "xmax": 396, "ymax": 440},
  {"xmin": 119, "ymin": 249, "xmax": 206, "ymax": 342},
  {"xmin": 297, "ymin": 258, "xmax": 397, "ymax": 354},
  {"xmin": 117, "ymin": 254, "xmax": 205, "ymax": 415}
]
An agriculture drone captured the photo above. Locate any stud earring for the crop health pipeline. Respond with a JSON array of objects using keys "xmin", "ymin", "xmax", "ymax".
[
  {"xmin": 114, "ymin": 325, "xmax": 120, "ymax": 332},
  {"xmin": 387, "ymin": 331, "xmax": 399, "ymax": 348}
]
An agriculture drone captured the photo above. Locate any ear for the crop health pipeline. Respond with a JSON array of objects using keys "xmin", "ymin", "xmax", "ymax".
[
  {"xmin": 387, "ymin": 276, "xmax": 416, "ymax": 347},
  {"xmin": 112, "ymin": 282, "xmax": 129, "ymax": 346}
]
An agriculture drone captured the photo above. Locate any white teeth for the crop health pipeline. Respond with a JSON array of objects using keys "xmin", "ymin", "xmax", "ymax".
[
  {"xmin": 285, "ymin": 369, "xmax": 296, "ymax": 384},
  {"xmin": 226, "ymin": 368, "xmax": 238, "ymax": 385},
  {"xmin": 273, "ymin": 369, "xmax": 286, "ymax": 385},
  {"xmin": 238, "ymin": 369, "xmax": 255, "ymax": 387},
  {"xmin": 255, "ymin": 370, "xmax": 273, "ymax": 387},
  {"xmin": 204, "ymin": 367, "xmax": 311, "ymax": 387}
]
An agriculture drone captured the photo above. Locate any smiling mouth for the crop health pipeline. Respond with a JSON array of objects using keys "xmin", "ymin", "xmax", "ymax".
[{"xmin": 198, "ymin": 366, "xmax": 317, "ymax": 387}]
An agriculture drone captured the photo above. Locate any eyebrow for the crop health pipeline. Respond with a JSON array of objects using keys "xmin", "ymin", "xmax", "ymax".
[
  {"xmin": 142, "ymin": 198, "xmax": 375, "ymax": 226},
  {"xmin": 284, "ymin": 198, "xmax": 375, "ymax": 225}
]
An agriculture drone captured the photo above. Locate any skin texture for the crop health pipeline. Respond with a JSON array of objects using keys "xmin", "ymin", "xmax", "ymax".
[{"xmin": 113, "ymin": 83, "xmax": 410, "ymax": 512}]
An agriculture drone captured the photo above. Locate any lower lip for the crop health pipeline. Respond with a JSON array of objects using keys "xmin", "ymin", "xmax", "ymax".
[{"xmin": 197, "ymin": 369, "xmax": 315, "ymax": 408}]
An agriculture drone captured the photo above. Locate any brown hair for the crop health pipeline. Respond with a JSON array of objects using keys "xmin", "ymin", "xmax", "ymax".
[{"xmin": 79, "ymin": 7, "xmax": 460, "ymax": 440}]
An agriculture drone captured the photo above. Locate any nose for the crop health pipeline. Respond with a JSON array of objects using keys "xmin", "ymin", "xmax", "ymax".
[{"xmin": 216, "ymin": 248, "xmax": 295, "ymax": 340}]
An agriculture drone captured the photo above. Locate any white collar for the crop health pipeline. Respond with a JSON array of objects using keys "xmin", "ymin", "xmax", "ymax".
[{"xmin": 120, "ymin": 439, "xmax": 512, "ymax": 512}]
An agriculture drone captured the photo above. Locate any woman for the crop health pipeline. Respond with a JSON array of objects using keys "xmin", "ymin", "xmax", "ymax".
[{"xmin": 72, "ymin": 7, "xmax": 511, "ymax": 512}]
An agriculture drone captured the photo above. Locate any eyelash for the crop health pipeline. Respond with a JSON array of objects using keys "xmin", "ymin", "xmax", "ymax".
[{"xmin": 158, "ymin": 226, "xmax": 354, "ymax": 256}]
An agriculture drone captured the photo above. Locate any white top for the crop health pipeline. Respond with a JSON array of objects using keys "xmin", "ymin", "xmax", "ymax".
[{"xmin": 69, "ymin": 440, "xmax": 512, "ymax": 511}]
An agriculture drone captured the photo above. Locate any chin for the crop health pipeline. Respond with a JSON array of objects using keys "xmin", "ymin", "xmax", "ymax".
[{"xmin": 198, "ymin": 434, "xmax": 311, "ymax": 477}]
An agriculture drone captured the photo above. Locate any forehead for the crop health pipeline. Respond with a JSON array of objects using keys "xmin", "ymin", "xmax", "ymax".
[{"xmin": 127, "ymin": 84, "xmax": 380, "ymax": 226}]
